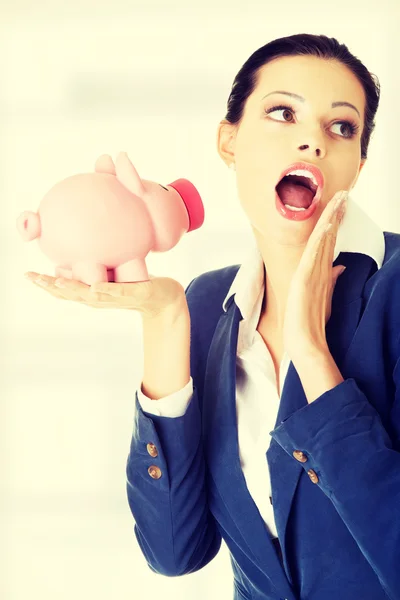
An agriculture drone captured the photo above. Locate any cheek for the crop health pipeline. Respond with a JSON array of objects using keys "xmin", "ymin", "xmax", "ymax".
[
  {"xmin": 236, "ymin": 171, "xmax": 276, "ymax": 203},
  {"xmin": 338, "ymin": 151, "xmax": 361, "ymax": 181},
  {"xmin": 348, "ymin": 169, "xmax": 360, "ymax": 190},
  {"xmin": 236, "ymin": 179, "xmax": 276, "ymax": 227}
]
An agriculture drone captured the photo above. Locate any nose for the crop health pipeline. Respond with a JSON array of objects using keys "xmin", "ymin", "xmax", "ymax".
[
  {"xmin": 299, "ymin": 144, "xmax": 323, "ymax": 157},
  {"xmin": 297, "ymin": 128, "xmax": 327, "ymax": 158},
  {"xmin": 297, "ymin": 123, "xmax": 327, "ymax": 157}
]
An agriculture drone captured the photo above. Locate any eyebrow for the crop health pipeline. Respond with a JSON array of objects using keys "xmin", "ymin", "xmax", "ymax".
[{"xmin": 261, "ymin": 91, "xmax": 361, "ymax": 118}]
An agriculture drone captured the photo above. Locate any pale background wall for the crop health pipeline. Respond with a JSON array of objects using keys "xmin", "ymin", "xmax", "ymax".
[{"xmin": 1, "ymin": 0, "xmax": 399, "ymax": 598}]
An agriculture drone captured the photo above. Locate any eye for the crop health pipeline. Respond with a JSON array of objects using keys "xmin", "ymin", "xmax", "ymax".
[
  {"xmin": 159, "ymin": 184, "xmax": 169, "ymax": 191},
  {"xmin": 265, "ymin": 104, "xmax": 360, "ymax": 139},
  {"xmin": 330, "ymin": 121, "xmax": 359, "ymax": 139},
  {"xmin": 265, "ymin": 103, "xmax": 296, "ymax": 122}
]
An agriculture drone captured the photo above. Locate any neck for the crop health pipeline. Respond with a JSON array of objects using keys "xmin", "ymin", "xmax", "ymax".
[{"xmin": 253, "ymin": 228, "xmax": 307, "ymax": 330}]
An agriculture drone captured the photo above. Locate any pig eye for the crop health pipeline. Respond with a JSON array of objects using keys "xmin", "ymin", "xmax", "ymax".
[{"xmin": 159, "ymin": 184, "xmax": 169, "ymax": 191}]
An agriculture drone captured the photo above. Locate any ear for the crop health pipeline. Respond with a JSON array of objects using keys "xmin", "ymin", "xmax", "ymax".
[
  {"xmin": 216, "ymin": 119, "xmax": 238, "ymax": 167},
  {"xmin": 114, "ymin": 152, "xmax": 145, "ymax": 198},
  {"xmin": 95, "ymin": 154, "xmax": 116, "ymax": 175},
  {"xmin": 350, "ymin": 159, "xmax": 366, "ymax": 190}
]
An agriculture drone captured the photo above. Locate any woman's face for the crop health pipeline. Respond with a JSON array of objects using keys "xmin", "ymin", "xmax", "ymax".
[{"xmin": 218, "ymin": 55, "xmax": 366, "ymax": 242}]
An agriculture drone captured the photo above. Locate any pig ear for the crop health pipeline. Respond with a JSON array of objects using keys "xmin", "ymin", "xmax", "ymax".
[
  {"xmin": 114, "ymin": 152, "xmax": 145, "ymax": 198},
  {"xmin": 94, "ymin": 154, "xmax": 116, "ymax": 175}
]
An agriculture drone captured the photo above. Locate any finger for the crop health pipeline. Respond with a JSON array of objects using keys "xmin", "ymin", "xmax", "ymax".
[
  {"xmin": 88, "ymin": 289, "xmax": 125, "ymax": 304},
  {"xmin": 30, "ymin": 274, "xmax": 71, "ymax": 296},
  {"xmin": 90, "ymin": 281, "xmax": 152, "ymax": 305},
  {"xmin": 310, "ymin": 191, "xmax": 347, "ymax": 256},
  {"xmin": 49, "ymin": 276, "xmax": 126, "ymax": 306},
  {"xmin": 318, "ymin": 190, "xmax": 347, "ymax": 229},
  {"xmin": 54, "ymin": 277, "xmax": 99, "ymax": 304},
  {"xmin": 24, "ymin": 271, "xmax": 41, "ymax": 280},
  {"xmin": 90, "ymin": 280, "xmax": 150, "ymax": 296},
  {"xmin": 336, "ymin": 199, "xmax": 347, "ymax": 224},
  {"xmin": 90, "ymin": 291, "xmax": 139, "ymax": 308},
  {"xmin": 309, "ymin": 226, "xmax": 331, "ymax": 274},
  {"xmin": 330, "ymin": 191, "xmax": 348, "ymax": 222},
  {"xmin": 70, "ymin": 281, "xmax": 131, "ymax": 305},
  {"xmin": 25, "ymin": 272, "xmax": 117, "ymax": 307},
  {"xmin": 33, "ymin": 275, "xmax": 88, "ymax": 303},
  {"xmin": 90, "ymin": 282, "xmax": 125, "ymax": 296},
  {"xmin": 325, "ymin": 197, "xmax": 346, "ymax": 256},
  {"xmin": 26, "ymin": 272, "xmax": 58, "ymax": 290},
  {"xmin": 25, "ymin": 273, "xmax": 56, "ymax": 286},
  {"xmin": 54, "ymin": 277, "xmax": 90, "ymax": 292},
  {"xmin": 315, "ymin": 202, "xmax": 345, "ymax": 279},
  {"xmin": 30, "ymin": 279, "xmax": 75, "ymax": 301},
  {"xmin": 302, "ymin": 220, "xmax": 336, "ymax": 283}
]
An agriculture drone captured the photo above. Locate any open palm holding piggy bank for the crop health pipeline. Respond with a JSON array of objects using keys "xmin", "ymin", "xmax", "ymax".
[{"xmin": 16, "ymin": 152, "xmax": 205, "ymax": 285}]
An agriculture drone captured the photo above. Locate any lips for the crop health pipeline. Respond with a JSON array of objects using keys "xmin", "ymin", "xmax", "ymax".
[{"xmin": 275, "ymin": 162, "xmax": 325, "ymax": 203}]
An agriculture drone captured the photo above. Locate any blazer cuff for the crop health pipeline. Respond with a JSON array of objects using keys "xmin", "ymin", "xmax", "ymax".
[{"xmin": 136, "ymin": 377, "xmax": 194, "ymax": 417}]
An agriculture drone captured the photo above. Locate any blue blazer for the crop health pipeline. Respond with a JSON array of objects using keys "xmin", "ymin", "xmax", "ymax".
[{"xmin": 126, "ymin": 231, "xmax": 400, "ymax": 600}]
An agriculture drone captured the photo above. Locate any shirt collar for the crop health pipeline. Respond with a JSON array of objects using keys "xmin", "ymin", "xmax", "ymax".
[{"xmin": 222, "ymin": 194, "xmax": 386, "ymax": 320}]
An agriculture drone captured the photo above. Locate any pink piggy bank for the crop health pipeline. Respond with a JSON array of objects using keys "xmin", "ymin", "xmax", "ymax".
[{"xmin": 16, "ymin": 151, "xmax": 205, "ymax": 285}]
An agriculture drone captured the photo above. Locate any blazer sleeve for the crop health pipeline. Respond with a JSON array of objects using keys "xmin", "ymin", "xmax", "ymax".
[
  {"xmin": 269, "ymin": 349, "xmax": 400, "ymax": 600},
  {"xmin": 125, "ymin": 278, "xmax": 222, "ymax": 577}
]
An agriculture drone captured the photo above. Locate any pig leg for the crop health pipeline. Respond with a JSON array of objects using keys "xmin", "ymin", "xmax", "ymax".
[
  {"xmin": 114, "ymin": 258, "xmax": 149, "ymax": 283},
  {"xmin": 55, "ymin": 266, "xmax": 73, "ymax": 279},
  {"xmin": 71, "ymin": 262, "xmax": 109, "ymax": 285}
]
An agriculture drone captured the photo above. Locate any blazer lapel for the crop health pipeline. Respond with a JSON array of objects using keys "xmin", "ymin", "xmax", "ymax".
[
  {"xmin": 202, "ymin": 299, "xmax": 294, "ymax": 595},
  {"xmin": 202, "ymin": 251, "xmax": 377, "ymax": 590}
]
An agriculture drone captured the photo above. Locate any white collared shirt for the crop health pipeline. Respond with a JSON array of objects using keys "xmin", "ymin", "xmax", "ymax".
[{"xmin": 137, "ymin": 195, "xmax": 385, "ymax": 538}]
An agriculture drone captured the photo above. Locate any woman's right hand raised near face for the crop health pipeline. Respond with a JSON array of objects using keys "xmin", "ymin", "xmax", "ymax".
[{"xmin": 24, "ymin": 272, "xmax": 189, "ymax": 320}]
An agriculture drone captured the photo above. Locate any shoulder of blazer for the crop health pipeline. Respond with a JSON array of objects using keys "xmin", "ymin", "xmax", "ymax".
[
  {"xmin": 380, "ymin": 232, "xmax": 400, "ymax": 356},
  {"xmin": 184, "ymin": 264, "xmax": 241, "ymax": 315},
  {"xmin": 382, "ymin": 231, "xmax": 400, "ymax": 275},
  {"xmin": 364, "ymin": 232, "xmax": 400, "ymax": 301}
]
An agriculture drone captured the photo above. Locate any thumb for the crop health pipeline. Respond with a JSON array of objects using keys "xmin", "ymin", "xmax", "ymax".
[{"xmin": 333, "ymin": 265, "xmax": 346, "ymax": 285}]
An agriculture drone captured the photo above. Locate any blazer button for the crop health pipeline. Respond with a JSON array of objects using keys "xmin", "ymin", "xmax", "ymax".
[
  {"xmin": 307, "ymin": 469, "xmax": 319, "ymax": 484},
  {"xmin": 293, "ymin": 450, "xmax": 308, "ymax": 462},
  {"xmin": 148, "ymin": 465, "xmax": 162, "ymax": 479},
  {"xmin": 146, "ymin": 443, "xmax": 158, "ymax": 457}
]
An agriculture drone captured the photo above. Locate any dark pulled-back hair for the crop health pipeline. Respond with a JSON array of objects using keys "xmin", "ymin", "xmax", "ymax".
[{"xmin": 224, "ymin": 34, "xmax": 380, "ymax": 160}]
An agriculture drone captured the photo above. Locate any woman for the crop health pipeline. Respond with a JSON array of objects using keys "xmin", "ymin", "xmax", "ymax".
[{"xmin": 26, "ymin": 34, "xmax": 400, "ymax": 600}]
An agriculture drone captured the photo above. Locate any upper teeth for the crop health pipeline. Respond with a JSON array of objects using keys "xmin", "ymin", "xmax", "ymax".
[{"xmin": 286, "ymin": 169, "xmax": 318, "ymax": 189}]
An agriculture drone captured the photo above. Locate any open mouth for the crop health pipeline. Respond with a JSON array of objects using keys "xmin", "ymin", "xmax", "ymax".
[{"xmin": 275, "ymin": 174, "xmax": 319, "ymax": 211}]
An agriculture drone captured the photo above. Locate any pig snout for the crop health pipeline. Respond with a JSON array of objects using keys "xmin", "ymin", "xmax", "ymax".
[{"xmin": 16, "ymin": 211, "xmax": 41, "ymax": 242}]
